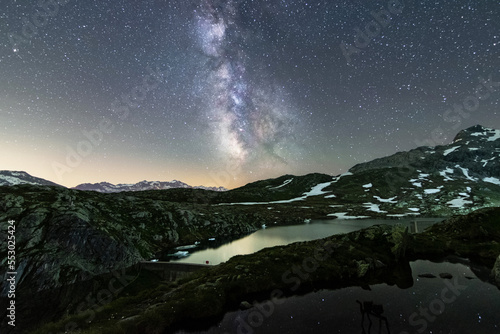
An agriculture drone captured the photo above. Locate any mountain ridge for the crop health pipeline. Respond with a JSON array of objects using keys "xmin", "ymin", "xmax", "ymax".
[
  {"xmin": 349, "ymin": 124, "xmax": 500, "ymax": 177},
  {"xmin": 0, "ymin": 170, "xmax": 63, "ymax": 187},
  {"xmin": 72, "ymin": 180, "xmax": 228, "ymax": 193},
  {"xmin": 2, "ymin": 124, "xmax": 498, "ymax": 196},
  {"xmin": 0, "ymin": 171, "xmax": 227, "ymax": 192},
  {"xmin": 205, "ymin": 124, "xmax": 500, "ymax": 217}
]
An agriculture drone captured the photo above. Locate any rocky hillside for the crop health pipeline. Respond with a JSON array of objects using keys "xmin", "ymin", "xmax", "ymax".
[
  {"xmin": 0, "ymin": 184, "xmax": 310, "ymax": 296},
  {"xmin": 323, "ymin": 125, "xmax": 500, "ymax": 217},
  {"xmin": 0, "ymin": 184, "xmax": 279, "ymax": 333},
  {"xmin": 350, "ymin": 125, "xmax": 500, "ymax": 177},
  {"xmin": 209, "ymin": 125, "xmax": 500, "ymax": 218}
]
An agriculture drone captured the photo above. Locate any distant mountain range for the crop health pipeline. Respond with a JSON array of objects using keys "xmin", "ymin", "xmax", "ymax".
[
  {"xmin": 0, "ymin": 171, "xmax": 227, "ymax": 192},
  {"xmin": 72, "ymin": 180, "xmax": 227, "ymax": 192}
]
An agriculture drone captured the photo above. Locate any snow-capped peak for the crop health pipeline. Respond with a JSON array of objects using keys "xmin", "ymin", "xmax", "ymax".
[
  {"xmin": 453, "ymin": 125, "xmax": 500, "ymax": 143},
  {"xmin": 0, "ymin": 170, "xmax": 63, "ymax": 187},
  {"xmin": 72, "ymin": 180, "xmax": 227, "ymax": 193}
]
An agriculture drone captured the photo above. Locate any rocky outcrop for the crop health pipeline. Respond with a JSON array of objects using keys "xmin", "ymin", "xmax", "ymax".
[
  {"xmin": 492, "ymin": 255, "xmax": 500, "ymax": 287},
  {"xmin": 411, "ymin": 207, "xmax": 500, "ymax": 264},
  {"xmin": 0, "ymin": 185, "xmax": 266, "ymax": 296},
  {"xmin": 323, "ymin": 126, "xmax": 500, "ymax": 218}
]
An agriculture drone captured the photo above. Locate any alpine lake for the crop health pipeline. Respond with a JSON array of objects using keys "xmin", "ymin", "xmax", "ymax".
[{"xmin": 160, "ymin": 218, "xmax": 500, "ymax": 334}]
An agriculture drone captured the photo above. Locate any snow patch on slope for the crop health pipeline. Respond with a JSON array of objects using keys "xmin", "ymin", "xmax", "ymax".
[
  {"xmin": 471, "ymin": 127, "xmax": 500, "ymax": 142},
  {"xmin": 373, "ymin": 196, "xmax": 397, "ymax": 203},
  {"xmin": 327, "ymin": 212, "xmax": 370, "ymax": 219},
  {"xmin": 439, "ymin": 168, "xmax": 455, "ymax": 181},
  {"xmin": 443, "ymin": 146, "xmax": 461, "ymax": 156},
  {"xmin": 269, "ymin": 178, "xmax": 293, "ymax": 190},
  {"xmin": 363, "ymin": 203, "xmax": 387, "ymax": 213},
  {"xmin": 455, "ymin": 165, "xmax": 476, "ymax": 181},
  {"xmin": 447, "ymin": 197, "xmax": 473, "ymax": 208},
  {"xmin": 220, "ymin": 180, "xmax": 334, "ymax": 205},
  {"xmin": 303, "ymin": 182, "xmax": 332, "ymax": 197},
  {"xmin": 484, "ymin": 177, "xmax": 500, "ymax": 186}
]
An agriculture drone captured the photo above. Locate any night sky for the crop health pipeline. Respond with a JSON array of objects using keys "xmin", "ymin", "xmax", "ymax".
[{"xmin": 1, "ymin": 0, "xmax": 499, "ymax": 189}]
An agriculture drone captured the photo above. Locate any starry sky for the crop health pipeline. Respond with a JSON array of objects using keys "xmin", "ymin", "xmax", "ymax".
[{"xmin": 1, "ymin": 0, "xmax": 499, "ymax": 189}]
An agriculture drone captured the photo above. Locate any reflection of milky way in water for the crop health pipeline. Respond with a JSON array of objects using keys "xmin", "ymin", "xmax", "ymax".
[
  {"xmin": 195, "ymin": 0, "xmax": 296, "ymax": 169},
  {"xmin": 175, "ymin": 260, "xmax": 500, "ymax": 334}
]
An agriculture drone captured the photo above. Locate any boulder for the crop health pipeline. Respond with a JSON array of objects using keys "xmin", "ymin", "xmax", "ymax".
[
  {"xmin": 492, "ymin": 255, "xmax": 500, "ymax": 287},
  {"xmin": 239, "ymin": 301, "xmax": 252, "ymax": 310}
]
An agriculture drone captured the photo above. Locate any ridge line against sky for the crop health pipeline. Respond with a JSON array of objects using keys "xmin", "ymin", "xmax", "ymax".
[{"xmin": 1, "ymin": 0, "xmax": 499, "ymax": 188}]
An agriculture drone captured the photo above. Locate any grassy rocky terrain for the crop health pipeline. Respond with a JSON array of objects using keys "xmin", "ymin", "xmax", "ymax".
[
  {"xmin": 0, "ymin": 181, "xmax": 332, "ymax": 333},
  {"xmin": 29, "ymin": 207, "xmax": 500, "ymax": 334},
  {"xmin": 0, "ymin": 183, "xmax": 314, "ymax": 292}
]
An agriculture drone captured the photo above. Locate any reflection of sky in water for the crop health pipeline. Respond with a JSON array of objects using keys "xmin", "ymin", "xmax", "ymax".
[
  {"xmin": 172, "ymin": 219, "xmax": 441, "ymax": 265},
  {"xmin": 176, "ymin": 260, "xmax": 500, "ymax": 334}
]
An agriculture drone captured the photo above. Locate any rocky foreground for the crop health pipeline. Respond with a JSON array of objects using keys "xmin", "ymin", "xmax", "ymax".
[
  {"xmin": 30, "ymin": 207, "xmax": 500, "ymax": 334},
  {"xmin": 0, "ymin": 182, "xmax": 321, "ymax": 334}
]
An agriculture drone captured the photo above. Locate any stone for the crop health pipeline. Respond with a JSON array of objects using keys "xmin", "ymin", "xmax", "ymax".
[
  {"xmin": 239, "ymin": 301, "xmax": 252, "ymax": 310},
  {"xmin": 117, "ymin": 315, "xmax": 141, "ymax": 326},
  {"xmin": 375, "ymin": 260, "xmax": 386, "ymax": 269},
  {"xmin": 492, "ymin": 255, "xmax": 500, "ymax": 287},
  {"xmin": 356, "ymin": 260, "xmax": 370, "ymax": 278},
  {"xmin": 389, "ymin": 225, "xmax": 410, "ymax": 261}
]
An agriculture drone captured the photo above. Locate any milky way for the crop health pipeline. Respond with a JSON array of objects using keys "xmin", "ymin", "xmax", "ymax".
[
  {"xmin": 194, "ymin": 0, "xmax": 296, "ymax": 171},
  {"xmin": 1, "ymin": 0, "xmax": 498, "ymax": 188}
]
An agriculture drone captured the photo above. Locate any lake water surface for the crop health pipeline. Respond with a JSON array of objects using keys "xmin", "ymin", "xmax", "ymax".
[
  {"xmin": 176, "ymin": 259, "xmax": 500, "ymax": 334},
  {"xmin": 168, "ymin": 218, "xmax": 443, "ymax": 265},
  {"xmin": 168, "ymin": 218, "xmax": 500, "ymax": 333}
]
